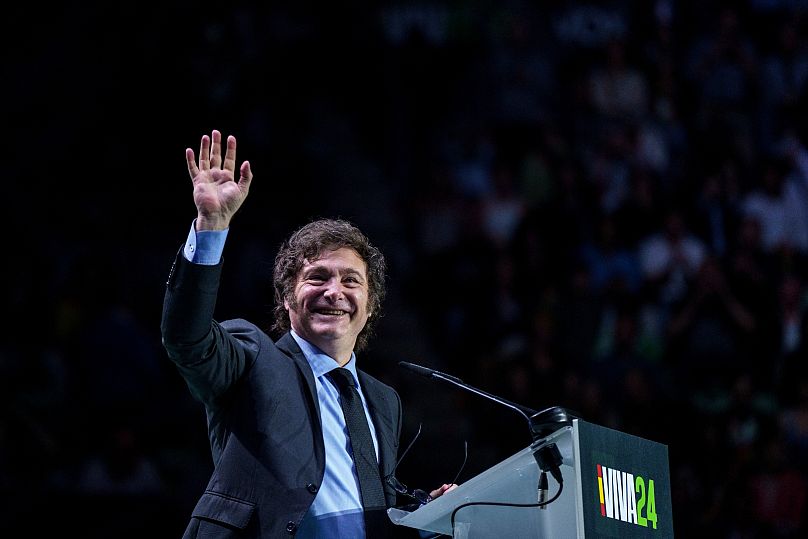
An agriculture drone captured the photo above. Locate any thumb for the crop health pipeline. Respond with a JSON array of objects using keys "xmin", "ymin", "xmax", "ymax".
[{"xmin": 238, "ymin": 161, "xmax": 253, "ymax": 192}]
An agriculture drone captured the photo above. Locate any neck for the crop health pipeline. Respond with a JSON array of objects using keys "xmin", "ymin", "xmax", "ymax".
[
  {"xmin": 293, "ymin": 330, "xmax": 355, "ymax": 366},
  {"xmin": 310, "ymin": 333, "xmax": 355, "ymax": 367},
  {"xmin": 327, "ymin": 347, "xmax": 353, "ymax": 367}
]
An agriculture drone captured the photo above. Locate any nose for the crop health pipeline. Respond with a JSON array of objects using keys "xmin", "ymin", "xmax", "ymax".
[{"xmin": 323, "ymin": 279, "xmax": 344, "ymax": 302}]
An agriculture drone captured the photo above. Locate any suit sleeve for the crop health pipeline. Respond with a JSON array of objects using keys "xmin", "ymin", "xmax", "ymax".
[{"xmin": 160, "ymin": 247, "xmax": 254, "ymax": 406}]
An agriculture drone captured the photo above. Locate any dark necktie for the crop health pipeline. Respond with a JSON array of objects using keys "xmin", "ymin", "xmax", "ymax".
[{"xmin": 328, "ymin": 368, "xmax": 389, "ymax": 536}]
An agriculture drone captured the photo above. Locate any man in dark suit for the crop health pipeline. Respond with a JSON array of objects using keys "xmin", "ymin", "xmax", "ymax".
[{"xmin": 161, "ymin": 130, "xmax": 452, "ymax": 538}]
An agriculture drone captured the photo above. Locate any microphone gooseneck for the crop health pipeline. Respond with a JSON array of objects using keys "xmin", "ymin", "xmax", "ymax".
[
  {"xmin": 398, "ymin": 361, "xmax": 538, "ymax": 428},
  {"xmin": 398, "ymin": 361, "xmax": 571, "ymax": 442},
  {"xmin": 398, "ymin": 360, "xmax": 570, "ymax": 492}
]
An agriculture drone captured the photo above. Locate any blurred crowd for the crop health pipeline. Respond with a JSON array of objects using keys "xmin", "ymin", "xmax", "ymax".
[{"xmin": 4, "ymin": 1, "xmax": 808, "ymax": 537}]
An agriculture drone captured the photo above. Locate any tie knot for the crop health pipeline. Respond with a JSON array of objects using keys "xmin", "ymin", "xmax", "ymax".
[{"xmin": 329, "ymin": 367, "xmax": 356, "ymax": 392}]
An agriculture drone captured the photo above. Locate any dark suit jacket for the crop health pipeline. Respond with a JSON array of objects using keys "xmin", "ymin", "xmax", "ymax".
[{"xmin": 161, "ymin": 250, "xmax": 402, "ymax": 538}]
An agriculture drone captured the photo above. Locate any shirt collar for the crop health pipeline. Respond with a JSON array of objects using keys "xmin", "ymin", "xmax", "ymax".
[{"xmin": 290, "ymin": 330, "xmax": 359, "ymax": 383}]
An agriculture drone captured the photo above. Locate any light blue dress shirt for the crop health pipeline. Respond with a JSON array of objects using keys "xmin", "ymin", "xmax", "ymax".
[
  {"xmin": 183, "ymin": 221, "xmax": 380, "ymax": 538},
  {"xmin": 290, "ymin": 331, "xmax": 380, "ymax": 538}
]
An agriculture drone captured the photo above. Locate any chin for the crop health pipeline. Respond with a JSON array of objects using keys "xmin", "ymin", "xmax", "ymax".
[{"xmin": 309, "ymin": 325, "xmax": 349, "ymax": 340}]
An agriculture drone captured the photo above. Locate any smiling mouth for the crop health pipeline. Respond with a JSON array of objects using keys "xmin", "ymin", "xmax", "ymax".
[{"xmin": 313, "ymin": 309, "xmax": 349, "ymax": 316}]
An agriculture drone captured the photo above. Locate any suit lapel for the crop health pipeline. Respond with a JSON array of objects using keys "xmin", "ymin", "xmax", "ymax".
[
  {"xmin": 277, "ymin": 333, "xmax": 398, "ymax": 480},
  {"xmin": 275, "ymin": 332, "xmax": 322, "ymax": 430},
  {"xmin": 358, "ymin": 370, "xmax": 398, "ymax": 474}
]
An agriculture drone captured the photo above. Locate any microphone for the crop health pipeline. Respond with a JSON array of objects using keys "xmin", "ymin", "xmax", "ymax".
[
  {"xmin": 398, "ymin": 361, "xmax": 571, "ymax": 489},
  {"xmin": 398, "ymin": 361, "xmax": 538, "ymax": 419},
  {"xmin": 398, "ymin": 361, "xmax": 570, "ymax": 439}
]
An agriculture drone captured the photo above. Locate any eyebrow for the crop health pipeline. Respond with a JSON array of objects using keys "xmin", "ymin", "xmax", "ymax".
[
  {"xmin": 301, "ymin": 265, "xmax": 366, "ymax": 279},
  {"xmin": 341, "ymin": 268, "xmax": 364, "ymax": 278}
]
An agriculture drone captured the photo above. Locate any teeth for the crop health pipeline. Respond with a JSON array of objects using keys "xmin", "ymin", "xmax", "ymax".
[{"xmin": 317, "ymin": 309, "xmax": 346, "ymax": 315}]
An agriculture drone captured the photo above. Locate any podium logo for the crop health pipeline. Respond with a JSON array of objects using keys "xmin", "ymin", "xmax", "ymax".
[{"xmin": 596, "ymin": 464, "xmax": 658, "ymax": 529}]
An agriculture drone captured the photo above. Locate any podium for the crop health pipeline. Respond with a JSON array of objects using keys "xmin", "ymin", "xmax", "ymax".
[{"xmin": 388, "ymin": 419, "xmax": 674, "ymax": 538}]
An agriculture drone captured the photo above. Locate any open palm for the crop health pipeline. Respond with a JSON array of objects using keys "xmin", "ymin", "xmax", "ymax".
[{"xmin": 186, "ymin": 129, "xmax": 253, "ymax": 230}]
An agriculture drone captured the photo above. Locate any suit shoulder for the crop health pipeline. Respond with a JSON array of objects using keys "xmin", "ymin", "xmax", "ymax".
[
  {"xmin": 358, "ymin": 369, "xmax": 400, "ymax": 399},
  {"xmin": 219, "ymin": 318, "xmax": 274, "ymax": 354},
  {"xmin": 220, "ymin": 317, "xmax": 264, "ymax": 332}
]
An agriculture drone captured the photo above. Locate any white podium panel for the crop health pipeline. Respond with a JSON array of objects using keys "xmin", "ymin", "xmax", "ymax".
[{"xmin": 388, "ymin": 420, "xmax": 673, "ymax": 538}]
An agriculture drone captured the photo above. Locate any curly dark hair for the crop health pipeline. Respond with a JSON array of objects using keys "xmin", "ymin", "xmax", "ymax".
[{"xmin": 272, "ymin": 218, "xmax": 387, "ymax": 352}]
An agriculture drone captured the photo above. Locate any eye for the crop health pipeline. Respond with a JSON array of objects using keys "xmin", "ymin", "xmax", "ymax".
[
  {"xmin": 343, "ymin": 275, "xmax": 363, "ymax": 286},
  {"xmin": 306, "ymin": 273, "xmax": 327, "ymax": 283}
]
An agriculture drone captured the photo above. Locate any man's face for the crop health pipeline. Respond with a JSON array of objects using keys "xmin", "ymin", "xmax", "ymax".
[{"xmin": 285, "ymin": 247, "xmax": 371, "ymax": 359}]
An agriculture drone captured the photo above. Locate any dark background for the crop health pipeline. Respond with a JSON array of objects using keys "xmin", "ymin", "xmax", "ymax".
[{"xmin": 4, "ymin": 1, "xmax": 808, "ymax": 537}]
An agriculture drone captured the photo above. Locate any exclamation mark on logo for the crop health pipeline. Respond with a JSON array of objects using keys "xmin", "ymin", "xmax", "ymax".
[{"xmin": 597, "ymin": 464, "xmax": 606, "ymax": 516}]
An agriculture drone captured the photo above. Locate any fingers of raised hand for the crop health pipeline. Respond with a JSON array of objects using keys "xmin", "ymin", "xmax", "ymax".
[
  {"xmin": 186, "ymin": 148, "xmax": 199, "ymax": 179},
  {"xmin": 223, "ymin": 135, "xmax": 238, "ymax": 172},
  {"xmin": 210, "ymin": 130, "xmax": 223, "ymax": 169},
  {"xmin": 188, "ymin": 130, "xmax": 246, "ymax": 184},
  {"xmin": 198, "ymin": 134, "xmax": 211, "ymax": 171}
]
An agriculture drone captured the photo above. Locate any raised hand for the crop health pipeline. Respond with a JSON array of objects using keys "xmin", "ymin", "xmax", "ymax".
[{"xmin": 186, "ymin": 129, "xmax": 253, "ymax": 231}]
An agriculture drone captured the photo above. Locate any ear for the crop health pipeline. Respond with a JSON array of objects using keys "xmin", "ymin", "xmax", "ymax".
[{"xmin": 284, "ymin": 299, "xmax": 290, "ymax": 310}]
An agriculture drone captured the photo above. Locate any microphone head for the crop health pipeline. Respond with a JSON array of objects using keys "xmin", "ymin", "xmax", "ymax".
[
  {"xmin": 529, "ymin": 406, "xmax": 573, "ymax": 439},
  {"xmin": 398, "ymin": 361, "xmax": 436, "ymax": 378}
]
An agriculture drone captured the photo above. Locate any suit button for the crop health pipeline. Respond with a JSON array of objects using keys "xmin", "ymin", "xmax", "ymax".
[
  {"xmin": 286, "ymin": 521, "xmax": 297, "ymax": 534},
  {"xmin": 306, "ymin": 483, "xmax": 318, "ymax": 494}
]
